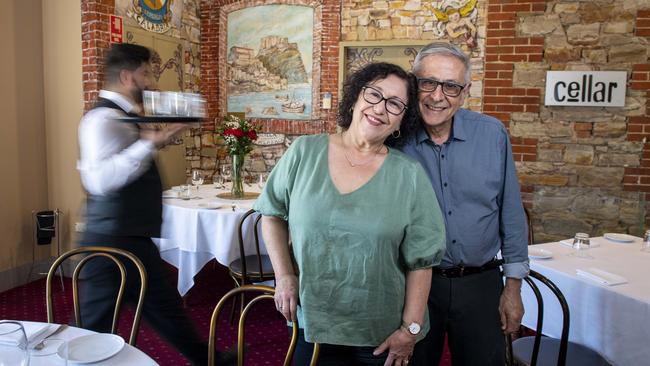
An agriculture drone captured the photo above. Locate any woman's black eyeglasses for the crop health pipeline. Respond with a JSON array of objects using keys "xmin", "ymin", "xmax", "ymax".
[
  {"xmin": 416, "ymin": 77, "xmax": 465, "ymax": 97},
  {"xmin": 362, "ymin": 86, "xmax": 408, "ymax": 115}
]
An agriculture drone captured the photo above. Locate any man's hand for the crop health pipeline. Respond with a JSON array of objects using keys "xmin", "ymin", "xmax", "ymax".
[
  {"xmin": 499, "ymin": 278, "xmax": 524, "ymax": 335},
  {"xmin": 139, "ymin": 124, "xmax": 188, "ymax": 149}
]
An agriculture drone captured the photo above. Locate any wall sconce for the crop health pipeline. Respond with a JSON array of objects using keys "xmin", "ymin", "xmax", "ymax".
[{"xmin": 322, "ymin": 92, "xmax": 332, "ymax": 110}]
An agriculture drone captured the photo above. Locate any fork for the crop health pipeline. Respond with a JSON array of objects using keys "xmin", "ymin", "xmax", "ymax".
[{"xmin": 32, "ymin": 324, "xmax": 67, "ymax": 350}]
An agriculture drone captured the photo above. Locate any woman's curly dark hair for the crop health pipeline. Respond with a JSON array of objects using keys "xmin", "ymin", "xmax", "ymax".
[{"xmin": 337, "ymin": 62, "xmax": 420, "ymax": 147}]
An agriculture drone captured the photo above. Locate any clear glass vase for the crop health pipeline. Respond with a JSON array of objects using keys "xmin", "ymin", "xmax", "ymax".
[{"xmin": 231, "ymin": 154, "xmax": 245, "ymax": 199}]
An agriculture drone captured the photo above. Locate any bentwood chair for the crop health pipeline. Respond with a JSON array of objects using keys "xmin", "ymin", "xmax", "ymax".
[
  {"xmin": 46, "ymin": 246, "xmax": 147, "ymax": 346},
  {"xmin": 228, "ymin": 209, "xmax": 275, "ymax": 321},
  {"xmin": 209, "ymin": 285, "xmax": 319, "ymax": 366},
  {"xmin": 505, "ymin": 270, "xmax": 610, "ymax": 366},
  {"xmin": 524, "ymin": 206, "xmax": 534, "ymax": 245}
]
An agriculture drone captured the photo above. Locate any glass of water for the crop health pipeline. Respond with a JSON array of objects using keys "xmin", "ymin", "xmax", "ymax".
[
  {"xmin": 568, "ymin": 232, "xmax": 593, "ymax": 259},
  {"xmin": 258, "ymin": 173, "xmax": 267, "ymax": 190},
  {"xmin": 0, "ymin": 321, "xmax": 29, "ymax": 366},
  {"xmin": 191, "ymin": 170, "xmax": 204, "ymax": 191}
]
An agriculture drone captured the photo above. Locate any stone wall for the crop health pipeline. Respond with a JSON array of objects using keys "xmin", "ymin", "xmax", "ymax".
[{"xmin": 485, "ymin": 1, "xmax": 650, "ymax": 242}]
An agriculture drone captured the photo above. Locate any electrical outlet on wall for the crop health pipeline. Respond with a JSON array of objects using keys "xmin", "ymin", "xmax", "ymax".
[{"xmin": 74, "ymin": 222, "xmax": 86, "ymax": 232}]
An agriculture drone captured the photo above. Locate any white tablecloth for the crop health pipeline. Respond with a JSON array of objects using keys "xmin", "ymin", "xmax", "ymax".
[
  {"xmin": 522, "ymin": 236, "xmax": 650, "ymax": 366},
  {"xmin": 153, "ymin": 184, "xmax": 266, "ymax": 296},
  {"xmin": 1, "ymin": 321, "xmax": 157, "ymax": 365}
]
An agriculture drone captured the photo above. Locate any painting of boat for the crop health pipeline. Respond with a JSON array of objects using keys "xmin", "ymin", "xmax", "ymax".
[
  {"xmin": 282, "ymin": 99, "xmax": 305, "ymax": 113},
  {"xmin": 274, "ymin": 94, "xmax": 290, "ymax": 102}
]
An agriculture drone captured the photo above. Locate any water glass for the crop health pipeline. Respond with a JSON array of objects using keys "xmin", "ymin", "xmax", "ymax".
[
  {"xmin": 0, "ymin": 321, "xmax": 29, "ymax": 366},
  {"xmin": 569, "ymin": 232, "xmax": 593, "ymax": 259},
  {"xmin": 258, "ymin": 173, "xmax": 267, "ymax": 190},
  {"xmin": 221, "ymin": 165, "xmax": 232, "ymax": 184},
  {"xmin": 213, "ymin": 174, "xmax": 225, "ymax": 189},
  {"xmin": 180, "ymin": 184, "xmax": 192, "ymax": 200},
  {"xmin": 642, "ymin": 229, "xmax": 650, "ymax": 253},
  {"xmin": 191, "ymin": 170, "xmax": 204, "ymax": 190}
]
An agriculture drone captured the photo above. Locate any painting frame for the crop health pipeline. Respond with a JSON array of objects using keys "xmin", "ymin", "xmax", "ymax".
[{"xmin": 338, "ymin": 40, "xmax": 432, "ymax": 95}]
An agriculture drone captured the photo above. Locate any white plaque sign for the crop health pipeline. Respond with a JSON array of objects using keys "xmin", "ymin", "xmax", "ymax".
[{"xmin": 544, "ymin": 71, "xmax": 627, "ymax": 107}]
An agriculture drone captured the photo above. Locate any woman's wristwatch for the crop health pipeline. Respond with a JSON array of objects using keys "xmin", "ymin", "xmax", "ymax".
[{"xmin": 401, "ymin": 321, "xmax": 421, "ymax": 336}]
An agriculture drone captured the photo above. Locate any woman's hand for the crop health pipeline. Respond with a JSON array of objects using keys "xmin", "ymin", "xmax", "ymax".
[
  {"xmin": 274, "ymin": 274, "xmax": 299, "ymax": 321},
  {"xmin": 373, "ymin": 328, "xmax": 416, "ymax": 366}
]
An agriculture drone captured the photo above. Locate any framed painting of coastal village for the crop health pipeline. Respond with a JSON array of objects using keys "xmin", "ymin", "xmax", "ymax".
[
  {"xmin": 225, "ymin": 5, "xmax": 315, "ymax": 120},
  {"xmin": 338, "ymin": 40, "xmax": 431, "ymax": 95}
]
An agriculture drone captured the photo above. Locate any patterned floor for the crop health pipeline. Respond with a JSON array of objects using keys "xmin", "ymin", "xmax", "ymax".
[{"xmin": 0, "ymin": 262, "xmax": 454, "ymax": 365}]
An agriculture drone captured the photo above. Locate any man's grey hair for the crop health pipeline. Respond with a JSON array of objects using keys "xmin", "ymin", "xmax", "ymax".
[{"xmin": 413, "ymin": 42, "xmax": 471, "ymax": 85}]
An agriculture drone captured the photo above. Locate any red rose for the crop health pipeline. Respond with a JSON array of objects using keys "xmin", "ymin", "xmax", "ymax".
[
  {"xmin": 247, "ymin": 130, "xmax": 257, "ymax": 140},
  {"xmin": 225, "ymin": 128, "xmax": 244, "ymax": 138}
]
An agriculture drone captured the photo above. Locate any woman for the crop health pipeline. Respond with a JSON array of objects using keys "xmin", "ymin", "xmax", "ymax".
[{"xmin": 253, "ymin": 62, "xmax": 446, "ymax": 365}]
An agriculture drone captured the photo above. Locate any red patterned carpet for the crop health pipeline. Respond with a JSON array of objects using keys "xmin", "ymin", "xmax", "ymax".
[{"xmin": 0, "ymin": 262, "xmax": 452, "ymax": 365}]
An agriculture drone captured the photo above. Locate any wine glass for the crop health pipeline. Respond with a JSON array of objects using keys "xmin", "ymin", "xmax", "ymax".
[
  {"xmin": 191, "ymin": 170, "xmax": 204, "ymax": 191},
  {"xmin": 213, "ymin": 174, "xmax": 225, "ymax": 190},
  {"xmin": 568, "ymin": 232, "xmax": 593, "ymax": 259},
  {"xmin": 0, "ymin": 321, "xmax": 29, "ymax": 366},
  {"xmin": 257, "ymin": 173, "xmax": 267, "ymax": 190},
  {"xmin": 221, "ymin": 165, "xmax": 231, "ymax": 185}
]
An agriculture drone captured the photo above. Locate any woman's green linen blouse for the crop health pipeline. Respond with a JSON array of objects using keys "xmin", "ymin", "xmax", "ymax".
[{"xmin": 254, "ymin": 134, "xmax": 445, "ymax": 346}]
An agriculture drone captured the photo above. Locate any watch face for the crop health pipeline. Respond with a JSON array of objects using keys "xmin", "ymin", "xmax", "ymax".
[{"xmin": 408, "ymin": 322, "xmax": 421, "ymax": 335}]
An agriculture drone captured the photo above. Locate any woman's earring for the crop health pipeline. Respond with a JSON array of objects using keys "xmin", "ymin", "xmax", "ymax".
[{"xmin": 392, "ymin": 129, "xmax": 401, "ymax": 138}]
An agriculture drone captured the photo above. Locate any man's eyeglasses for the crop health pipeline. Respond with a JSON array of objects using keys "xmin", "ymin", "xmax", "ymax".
[
  {"xmin": 362, "ymin": 86, "xmax": 408, "ymax": 115},
  {"xmin": 417, "ymin": 77, "xmax": 466, "ymax": 97}
]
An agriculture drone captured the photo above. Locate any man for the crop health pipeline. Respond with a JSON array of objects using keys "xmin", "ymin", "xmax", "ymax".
[
  {"xmin": 77, "ymin": 43, "xmax": 231, "ymax": 365},
  {"xmin": 401, "ymin": 42, "xmax": 529, "ymax": 365}
]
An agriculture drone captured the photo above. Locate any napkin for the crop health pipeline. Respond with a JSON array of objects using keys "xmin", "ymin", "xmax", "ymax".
[
  {"xmin": 559, "ymin": 239, "xmax": 600, "ymax": 248},
  {"xmin": 0, "ymin": 321, "xmax": 52, "ymax": 347},
  {"xmin": 162, "ymin": 190, "xmax": 179, "ymax": 198},
  {"xmin": 576, "ymin": 268, "xmax": 628, "ymax": 286}
]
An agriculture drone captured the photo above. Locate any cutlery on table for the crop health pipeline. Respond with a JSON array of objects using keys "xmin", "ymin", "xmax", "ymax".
[{"xmin": 32, "ymin": 324, "xmax": 67, "ymax": 350}]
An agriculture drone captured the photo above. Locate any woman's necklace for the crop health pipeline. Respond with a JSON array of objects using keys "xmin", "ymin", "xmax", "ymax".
[{"xmin": 340, "ymin": 133, "xmax": 384, "ymax": 168}]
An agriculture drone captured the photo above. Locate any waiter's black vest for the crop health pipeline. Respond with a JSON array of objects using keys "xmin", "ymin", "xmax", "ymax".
[{"xmin": 84, "ymin": 98, "xmax": 163, "ymax": 237}]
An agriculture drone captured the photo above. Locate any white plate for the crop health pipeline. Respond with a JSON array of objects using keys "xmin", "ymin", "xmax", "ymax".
[
  {"xmin": 59, "ymin": 333, "xmax": 124, "ymax": 364},
  {"xmin": 528, "ymin": 247, "xmax": 553, "ymax": 259},
  {"xmin": 603, "ymin": 233, "xmax": 636, "ymax": 243},
  {"xmin": 198, "ymin": 202, "xmax": 226, "ymax": 210}
]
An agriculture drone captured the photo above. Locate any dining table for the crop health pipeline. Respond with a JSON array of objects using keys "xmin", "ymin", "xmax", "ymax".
[
  {"xmin": 153, "ymin": 183, "xmax": 266, "ymax": 296},
  {"xmin": 522, "ymin": 235, "xmax": 650, "ymax": 366},
  {"xmin": 0, "ymin": 320, "xmax": 157, "ymax": 365}
]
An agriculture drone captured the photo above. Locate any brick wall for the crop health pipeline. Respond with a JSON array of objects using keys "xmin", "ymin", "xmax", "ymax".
[
  {"xmin": 81, "ymin": 0, "xmax": 114, "ymax": 111},
  {"xmin": 625, "ymin": 10, "xmax": 650, "ymax": 225},
  {"xmin": 484, "ymin": 0, "xmax": 546, "ymax": 209}
]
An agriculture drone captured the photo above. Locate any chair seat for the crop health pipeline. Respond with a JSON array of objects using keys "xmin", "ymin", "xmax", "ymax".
[
  {"xmin": 229, "ymin": 255, "xmax": 275, "ymax": 281},
  {"xmin": 513, "ymin": 336, "xmax": 611, "ymax": 366}
]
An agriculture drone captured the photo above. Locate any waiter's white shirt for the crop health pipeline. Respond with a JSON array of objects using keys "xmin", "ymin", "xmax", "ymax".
[{"xmin": 78, "ymin": 90, "xmax": 156, "ymax": 196}]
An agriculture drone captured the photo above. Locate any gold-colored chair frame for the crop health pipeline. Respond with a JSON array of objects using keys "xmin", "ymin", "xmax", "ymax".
[
  {"xmin": 228, "ymin": 209, "xmax": 275, "ymax": 322},
  {"xmin": 46, "ymin": 246, "xmax": 147, "ymax": 346},
  {"xmin": 209, "ymin": 284, "xmax": 319, "ymax": 366}
]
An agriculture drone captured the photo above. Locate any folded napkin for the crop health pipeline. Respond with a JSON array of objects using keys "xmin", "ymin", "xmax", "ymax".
[
  {"xmin": 162, "ymin": 190, "xmax": 179, "ymax": 198},
  {"xmin": 576, "ymin": 268, "xmax": 628, "ymax": 286},
  {"xmin": 559, "ymin": 239, "xmax": 600, "ymax": 249},
  {"xmin": 0, "ymin": 321, "xmax": 52, "ymax": 347}
]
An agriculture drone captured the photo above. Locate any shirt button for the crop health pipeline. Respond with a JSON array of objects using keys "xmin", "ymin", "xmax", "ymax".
[
  {"xmin": 441, "ymin": 154, "xmax": 445, "ymax": 158},
  {"xmin": 448, "ymin": 211, "xmax": 452, "ymax": 215},
  {"xmin": 452, "ymin": 240, "xmax": 456, "ymax": 244},
  {"xmin": 443, "ymin": 182, "xmax": 448, "ymax": 187}
]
